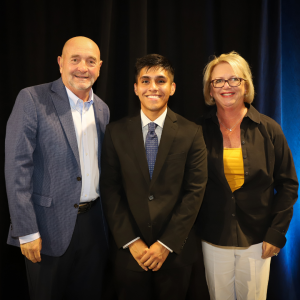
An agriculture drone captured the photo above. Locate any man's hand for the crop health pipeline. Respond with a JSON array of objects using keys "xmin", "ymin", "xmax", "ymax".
[
  {"xmin": 128, "ymin": 239, "xmax": 149, "ymax": 271},
  {"xmin": 261, "ymin": 241, "xmax": 280, "ymax": 259},
  {"xmin": 20, "ymin": 237, "xmax": 42, "ymax": 263},
  {"xmin": 140, "ymin": 241, "xmax": 170, "ymax": 271}
]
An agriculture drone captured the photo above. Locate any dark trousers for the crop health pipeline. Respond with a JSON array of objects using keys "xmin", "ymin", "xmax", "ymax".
[
  {"xmin": 25, "ymin": 199, "xmax": 108, "ymax": 300},
  {"xmin": 113, "ymin": 263, "xmax": 193, "ymax": 300}
]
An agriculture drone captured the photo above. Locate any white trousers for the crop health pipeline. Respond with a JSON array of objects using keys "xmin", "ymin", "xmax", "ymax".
[{"xmin": 202, "ymin": 241, "xmax": 271, "ymax": 300}]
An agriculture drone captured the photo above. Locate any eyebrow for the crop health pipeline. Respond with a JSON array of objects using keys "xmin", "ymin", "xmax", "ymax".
[
  {"xmin": 140, "ymin": 75, "xmax": 167, "ymax": 80},
  {"xmin": 212, "ymin": 76, "xmax": 239, "ymax": 80},
  {"xmin": 214, "ymin": 75, "xmax": 239, "ymax": 78},
  {"xmin": 70, "ymin": 55, "xmax": 97, "ymax": 60}
]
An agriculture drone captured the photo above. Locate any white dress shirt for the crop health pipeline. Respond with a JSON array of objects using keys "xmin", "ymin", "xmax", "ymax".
[
  {"xmin": 19, "ymin": 87, "xmax": 99, "ymax": 244},
  {"xmin": 123, "ymin": 108, "xmax": 173, "ymax": 252},
  {"xmin": 67, "ymin": 87, "xmax": 99, "ymax": 202}
]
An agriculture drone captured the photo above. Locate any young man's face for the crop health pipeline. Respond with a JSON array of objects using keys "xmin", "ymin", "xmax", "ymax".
[{"xmin": 134, "ymin": 67, "xmax": 176, "ymax": 119}]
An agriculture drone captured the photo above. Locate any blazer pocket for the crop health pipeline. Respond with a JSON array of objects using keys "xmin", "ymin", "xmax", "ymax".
[
  {"xmin": 32, "ymin": 194, "xmax": 53, "ymax": 207},
  {"xmin": 165, "ymin": 152, "xmax": 186, "ymax": 161}
]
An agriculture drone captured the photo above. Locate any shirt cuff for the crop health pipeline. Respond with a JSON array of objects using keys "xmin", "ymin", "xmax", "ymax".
[
  {"xmin": 264, "ymin": 227, "xmax": 287, "ymax": 248},
  {"xmin": 19, "ymin": 232, "xmax": 41, "ymax": 244},
  {"xmin": 157, "ymin": 240, "xmax": 173, "ymax": 252},
  {"xmin": 123, "ymin": 237, "xmax": 140, "ymax": 249}
]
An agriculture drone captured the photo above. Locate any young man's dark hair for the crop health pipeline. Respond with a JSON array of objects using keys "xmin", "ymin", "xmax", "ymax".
[{"xmin": 135, "ymin": 54, "xmax": 175, "ymax": 82}]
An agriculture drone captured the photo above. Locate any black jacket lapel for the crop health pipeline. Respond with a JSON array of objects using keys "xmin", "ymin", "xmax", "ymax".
[
  {"xmin": 127, "ymin": 114, "xmax": 151, "ymax": 185},
  {"xmin": 150, "ymin": 109, "xmax": 178, "ymax": 188}
]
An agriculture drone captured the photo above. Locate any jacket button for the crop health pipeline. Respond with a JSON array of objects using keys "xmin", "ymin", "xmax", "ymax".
[
  {"xmin": 232, "ymin": 213, "xmax": 235, "ymax": 217},
  {"xmin": 243, "ymin": 155, "xmax": 247, "ymax": 159},
  {"xmin": 77, "ymin": 177, "xmax": 82, "ymax": 181},
  {"xmin": 241, "ymin": 141, "xmax": 245, "ymax": 145},
  {"xmin": 149, "ymin": 195, "xmax": 154, "ymax": 201},
  {"xmin": 245, "ymin": 172, "xmax": 249, "ymax": 176},
  {"xmin": 148, "ymin": 223, "xmax": 152, "ymax": 228},
  {"xmin": 74, "ymin": 204, "xmax": 79, "ymax": 208}
]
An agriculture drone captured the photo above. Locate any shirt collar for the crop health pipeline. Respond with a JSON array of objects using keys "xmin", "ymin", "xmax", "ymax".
[
  {"xmin": 141, "ymin": 108, "xmax": 168, "ymax": 128},
  {"xmin": 244, "ymin": 103, "xmax": 261, "ymax": 124},
  {"xmin": 204, "ymin": 103, "xmax": 261, "ymax": 124},
  {"xmin": 65, "ymin": 87, "xmax": 94, "ymax": 106}
]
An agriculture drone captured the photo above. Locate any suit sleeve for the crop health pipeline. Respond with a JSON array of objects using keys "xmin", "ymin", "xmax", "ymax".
[
  {"xmin": 5, "ymin": 89, "xmax": 39, "ymax": 238},
  {"xmin": 100, "ymin": 125, "xmax": 140, "ymax": 248},
  {"xmin": 158, "ymin": 126, "xmax": 207, "ymax": 254},
  {"xmin": 264, "ymin": 124, "xmax": 298, "ymax": 248}
]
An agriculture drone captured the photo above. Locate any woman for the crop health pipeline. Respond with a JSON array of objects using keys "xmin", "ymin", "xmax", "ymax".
[{"xmin": 197, "ymin": 52, "xmax": 298, "ymax": 300}]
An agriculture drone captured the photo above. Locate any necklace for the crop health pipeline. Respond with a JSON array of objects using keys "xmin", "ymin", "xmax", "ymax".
[{"xmin": 216, "ymin": 112, "xmax": 245, "ymax": 132}]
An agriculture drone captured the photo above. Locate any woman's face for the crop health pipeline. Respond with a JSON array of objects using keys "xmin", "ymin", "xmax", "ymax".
[{"xmin": 210, "ymin": 62, "xmax": 247, "ymax": 110}]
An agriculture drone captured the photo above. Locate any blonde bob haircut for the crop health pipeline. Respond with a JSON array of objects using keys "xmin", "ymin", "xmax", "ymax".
[{"xmin": 203, "ymin": 51, "xmax": 255, "ymax": 105}]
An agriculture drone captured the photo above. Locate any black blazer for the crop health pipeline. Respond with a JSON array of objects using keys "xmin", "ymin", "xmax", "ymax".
[{"xmin": 101, "ymin": 108, "xmax": 207, "ymax": 271}]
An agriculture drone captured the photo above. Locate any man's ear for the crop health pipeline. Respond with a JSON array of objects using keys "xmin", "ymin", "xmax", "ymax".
[
  {"xmin": 134, "ymin": 83, "xmax": 138, "ymax": 96},
  {"xmin": 57, "ymin": 56, "xmax": 62, "ymax": 74},
  {"xmin": 170, "ymin": 82, "xmax": 176, "ymax": 96}
]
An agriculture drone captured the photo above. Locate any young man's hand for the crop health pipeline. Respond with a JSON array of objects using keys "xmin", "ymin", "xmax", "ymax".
[
  {"xmin": 140, "ymin": 241, "xmax": 170, "ymax": 271},
  {"xmin": 128, "ymin": 239, "xmax": 149, "ymax": 271}
]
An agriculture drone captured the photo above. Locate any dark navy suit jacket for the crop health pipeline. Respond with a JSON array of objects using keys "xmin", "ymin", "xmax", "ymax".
[{"xmin": 5, "ymin": 78, "xmax": 110, "ymax": 256}]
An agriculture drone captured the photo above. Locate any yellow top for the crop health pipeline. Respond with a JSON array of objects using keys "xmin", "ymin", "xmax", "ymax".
[{"xmin": 223, "ymin": 148, "xmax": 244, "ymax": 192}]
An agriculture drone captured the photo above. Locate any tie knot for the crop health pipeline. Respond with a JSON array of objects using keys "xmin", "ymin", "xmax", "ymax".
[{"xmin": 148, "ymin": 122, "xmax": 157, "ymax": 133}]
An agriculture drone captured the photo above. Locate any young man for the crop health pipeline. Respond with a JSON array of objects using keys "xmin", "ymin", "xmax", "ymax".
[
  {"xmin": 101, "ymin": 54, "xmax": 207, "ymax": 299},
  {"xmin": 5, "ymin": 37, "xmax": 110, "ymax": 299}
]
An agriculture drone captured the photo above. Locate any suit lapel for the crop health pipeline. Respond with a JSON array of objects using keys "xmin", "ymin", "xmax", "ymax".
[
  {"xmin": 150, "ymin": 109, "xmax": 178, "ymax": 188},
  {"xmin": 50, "ymin": 78, "xmax": 80, "ymax": 168},
  {"xmin": 93, "ymin": 97, "xmax": 105, "ymax": 170},
  {"xmin": 127, "ymin": 114, "xmax": 151, "ymax": 185}
]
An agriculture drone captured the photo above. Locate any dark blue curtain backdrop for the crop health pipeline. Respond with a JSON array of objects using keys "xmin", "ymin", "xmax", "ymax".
[
  {"xmin": 255, "ymin": 1, "xmax": 300, "ymax": 299},
  {"xmin": 260, "ymin": 1, "xmax": 300, "ymax": 299},
  {"xmin": 277, "ymin": 0, "xmax": 300, "ymax": 299},
  {"xmin": 256, "ymin": 0, "xmax": 282, "ymax": 122},
  {"xmin": 1, "ymin": 0, "xmax": 300, "ymax": 299}
]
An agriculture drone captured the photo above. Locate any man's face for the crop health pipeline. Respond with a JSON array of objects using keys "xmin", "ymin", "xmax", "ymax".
[
  {"xmin": 58, "ymin": 37, "xmax": 102, "ymax": 94},
  {"xmin": 134, "ymin": 67, "xmax": 176, "ymax": 118}
]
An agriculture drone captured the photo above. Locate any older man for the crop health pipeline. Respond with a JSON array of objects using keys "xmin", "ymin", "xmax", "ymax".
[{"xmin": 5, "ymin": 36, "xmax": 109, "ymax": 300}]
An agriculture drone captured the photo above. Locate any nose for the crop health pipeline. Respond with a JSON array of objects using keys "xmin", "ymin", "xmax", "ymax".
[
  {"xmin": 149, "ymin": 80, "xmax": 158, "ymax": 90},
  {"xmin": 78, "ymin": 61, "xmax": 88, "ymax": 72},
  {"xmin": 223, "ymin": 80, "xmax": 230, "ymax": 88}
]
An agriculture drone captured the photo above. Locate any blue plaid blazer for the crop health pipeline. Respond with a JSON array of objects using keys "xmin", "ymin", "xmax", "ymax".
[{"xmin": 5, "ymin": 78, "xmax": 110, "ymax": 256}]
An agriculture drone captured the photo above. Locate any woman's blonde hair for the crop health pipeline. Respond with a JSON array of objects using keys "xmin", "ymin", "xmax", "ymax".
[{"xmin": 203, "ymin": 51, "xmax": 255, "ymax": 105}]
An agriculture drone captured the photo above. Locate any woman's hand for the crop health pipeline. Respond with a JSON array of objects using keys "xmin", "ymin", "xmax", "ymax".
[{"xmin": 261, "ymin": 241, "xmax": 280, "ymax": 259}]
